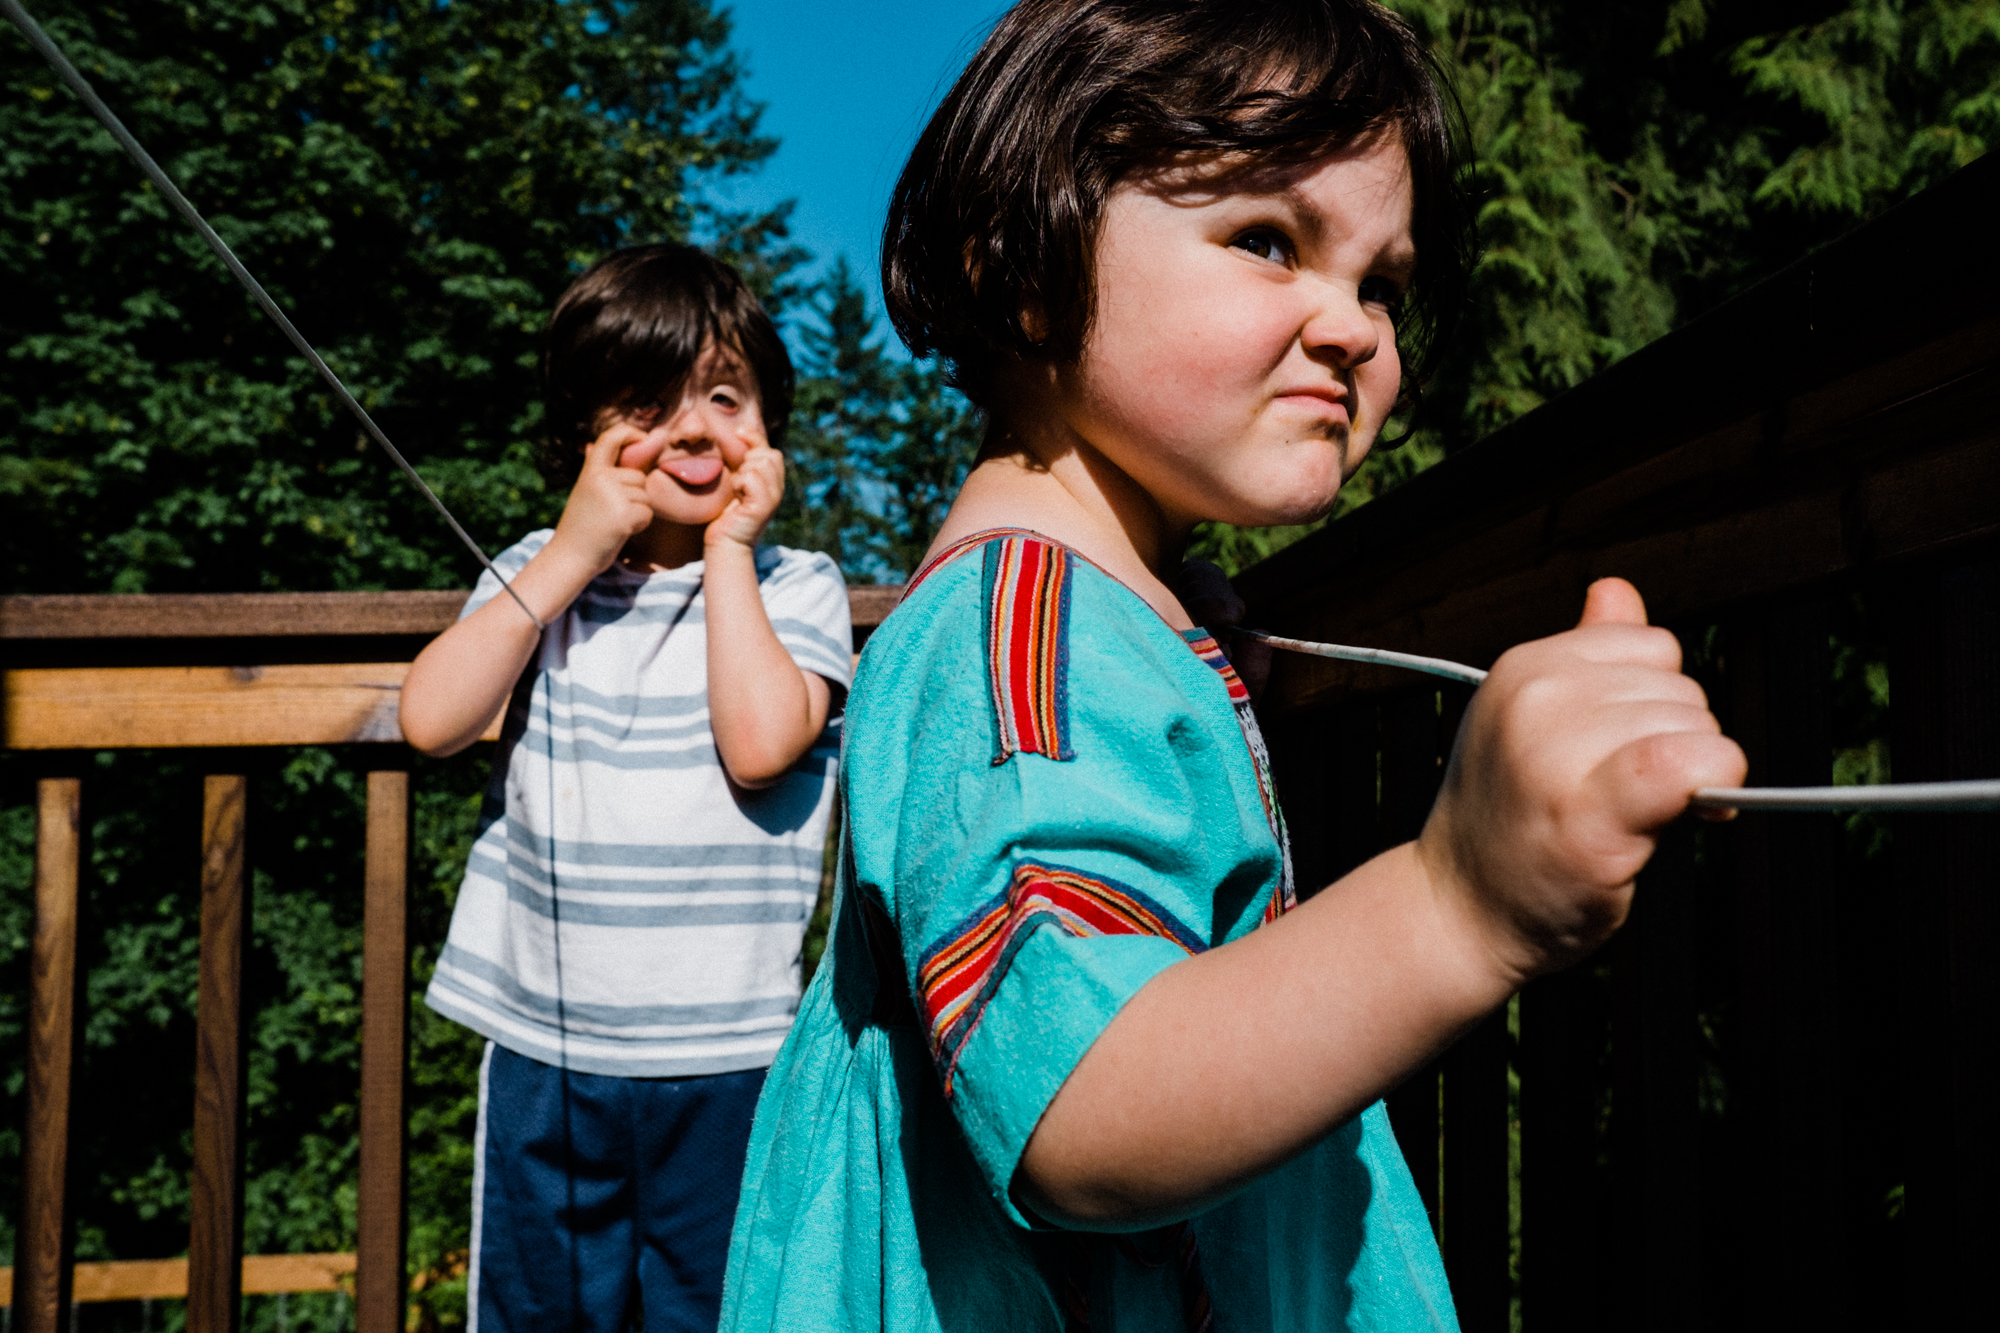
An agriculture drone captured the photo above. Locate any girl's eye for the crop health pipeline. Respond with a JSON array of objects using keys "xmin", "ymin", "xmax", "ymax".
[
  {"xmin": 710, "ymin": 389, "xmax": 740, "ymax": 411},
  {"xmin": 1358, "ymin": 276, "xmax": 1405, "ymax": 314},
  {"xmin": 628, "ymin": 401, "xmax": 665, "ymax": 428},
  {"xmin": 1229, "ymin": 228, "xmax": 1293, "ymax": 266}
]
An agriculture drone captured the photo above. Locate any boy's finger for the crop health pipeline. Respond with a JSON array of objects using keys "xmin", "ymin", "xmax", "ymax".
[
  {"xmin": 618, "ymin": 435, "xmax": 666, "ymax": 473},
  {"xmin": 1576, "ymin": 577, "xmax": 1648, "ymax": 628},
  {"xmin": 586, "ymin": 423, "xmax": 639, "ymax": 473}
]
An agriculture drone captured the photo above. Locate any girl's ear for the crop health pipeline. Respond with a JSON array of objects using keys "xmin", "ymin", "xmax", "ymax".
[{"xmin": 1018, "ymin": 299, "xmax": 1050, "ymax": 345}]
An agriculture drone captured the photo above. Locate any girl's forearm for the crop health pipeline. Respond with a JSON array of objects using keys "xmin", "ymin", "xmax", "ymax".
[
  {"xmin": 1016, "ymin": 841, "xmax": 1516, "ymax": 1230},
  {"xmin": 399, "ymin": 540, "xmax": 599, "ymax": 756},
  {"xmin": 702, "ymin": 541, "xmax": 831, "ymax": 787}
]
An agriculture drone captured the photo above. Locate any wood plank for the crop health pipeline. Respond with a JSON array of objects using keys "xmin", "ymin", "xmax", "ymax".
[
  {"xmin": 0, "ymin": 585, "xmax": 905, "ymax": 643},
  {"xmin": 0, "ymin": 592, "xmax": 470, "ymax": 641},
  {"xmin": 357, "ymin": 773, "xmax": 410, "ymax": 1333},
  {"xmin": 189, "ymin": 776, "xmax": 248, "ymax": 1333},
  {"xmin": 0, "ymin": 1254, "xmax": 360, "ymax": 1305},
  {"xmin": 14, "ymin": 779, "xmax": 82, "ymax": 1333},
  {"xmin": 3, "ymin": 665, "xmax": 509, "ymax": 750}
]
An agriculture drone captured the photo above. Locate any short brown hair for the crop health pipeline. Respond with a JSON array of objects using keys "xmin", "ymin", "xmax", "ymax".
[
  {"xmin": 540, "ymin": 243, "xmax": 794, "ymax": 485},
  {"xmin": 883, "ymin": 0, "xmax": 1469, "ymax": 409}
]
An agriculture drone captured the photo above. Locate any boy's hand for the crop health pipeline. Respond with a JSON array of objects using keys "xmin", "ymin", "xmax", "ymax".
[
  {"xmin": 704, "ymin": 442, "xmax": 785, "ymax": 552},
  {"xmin": 1419, "ymin": 578, "xmax": 1746, "ymax": 986},
  {"xmin": 549, "ymin": 421, "xmax": 658, "ymax": 576}
]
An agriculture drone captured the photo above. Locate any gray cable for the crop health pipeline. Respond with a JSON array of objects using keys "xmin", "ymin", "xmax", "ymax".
[
  {"xmin": 3, "ymin": 0, "xmax": 545, "ymax": 632},
  {"xmin": 1243, "ymin": 629, "xmax": 2000, "ymax": 814}
]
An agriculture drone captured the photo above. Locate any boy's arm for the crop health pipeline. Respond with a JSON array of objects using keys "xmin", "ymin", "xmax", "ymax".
[
  {"xmin": 702, "ymin": 444, "xmax": 833, "ymax": 789},
  {"xmin": 1016, "ymin": 579, "xmax": 1746, "ymax": 1229},
  {"xmin": 401, "ymin": 426, "xmax": 658, "ymax": 757}
]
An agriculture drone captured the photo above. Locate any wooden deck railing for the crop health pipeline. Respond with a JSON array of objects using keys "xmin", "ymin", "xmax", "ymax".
[
  {"xmin": 1239, "ymin": 153, "xmax": 2000, "ymax": 1328},
  {"xmin": 1, "ymin": 585, "xmax": 898, "ymax": 1333}
]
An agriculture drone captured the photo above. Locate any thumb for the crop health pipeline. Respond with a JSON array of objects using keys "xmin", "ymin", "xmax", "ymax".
[
  {"xmin": 585, "ymin": 422, "xmax": 636, "ymax": 474},
  {"xmin": 1577, "ymin": 577, "xmax": 1648, "ymax": 628}
]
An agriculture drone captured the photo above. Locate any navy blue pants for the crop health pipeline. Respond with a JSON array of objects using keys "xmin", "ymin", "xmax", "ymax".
[{"xmin": 472, "ymin": 1043, "xmax": 766, "ymax": 1333}]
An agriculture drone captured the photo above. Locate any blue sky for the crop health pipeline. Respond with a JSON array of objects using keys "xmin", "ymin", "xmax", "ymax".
[{"xmin": 710, "ymin": 0, "xmax": 1007, "ymax": 349}]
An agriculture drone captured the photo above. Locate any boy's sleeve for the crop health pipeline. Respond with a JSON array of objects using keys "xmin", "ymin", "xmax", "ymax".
[
  {"xmin": 762, "ymin": 549, "xmax": 854, "ymax": 692},
  {"xmin": 853, "ymin": 536, "xmax": 1279, "ymax": 1231},
  {"xmin": 458, "ymin": 530, "xmax": 551, "ymax": 620}
]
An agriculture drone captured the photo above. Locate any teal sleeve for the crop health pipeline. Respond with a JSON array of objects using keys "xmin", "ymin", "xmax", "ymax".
[{"xmin": 843, "ymin": 545, "xmax": 1282, "ymax": 1229}]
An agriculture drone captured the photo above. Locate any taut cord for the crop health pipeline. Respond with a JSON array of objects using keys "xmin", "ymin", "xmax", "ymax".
[
  {"xmin": 3, "ymin": 0, "xmax": 546, "ymax": 632},
  {"xmin": 1242, "ymin": 630, "xmax": 2000, "ymax": 814}
]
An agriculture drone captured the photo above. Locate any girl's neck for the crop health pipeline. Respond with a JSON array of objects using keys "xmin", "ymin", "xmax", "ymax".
[{"xmin": 927, "ymin": 409, "xmax": 1196, "ymax": 630}]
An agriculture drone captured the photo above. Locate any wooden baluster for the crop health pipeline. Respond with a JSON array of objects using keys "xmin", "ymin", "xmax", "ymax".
[
  {"xmin": 1441, "ymin": 1005, "xmax": 1509, "ymax": 1333},
  {"xmin": 1380, "ymin": 688, "xmax": 1443, "ymax": 1230},
  {"xmin": 357, "ymin": 771, "xmax": 411, "ymax": 1333},
  {"xmin": 1728, "ymin": 599, "xmax": 1843, "ymax": 1328},
  {"xmin": 15, "ymin": 778, "xmax": 82, "ymax": 1333},
  {"xmin": 189, "ymin": 774, "xmax": 247, "ymax": 1333},
  {"xmin": 1519, "ymin": 963, "xmax": 1606, "ymax": 1333},
  {"xmin": 1324, "ymin": 703, "xmax": 1382, "ymax": 887},
  {"xmin": 1892, "ymin": 558, "xmax": 2000, "ymax": 1324},
  {"xmin": 1610, "ymin": 820, "xmax": 1702, "ymax": 1331}
]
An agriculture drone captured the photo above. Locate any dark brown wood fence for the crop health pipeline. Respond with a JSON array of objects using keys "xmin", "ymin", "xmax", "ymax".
[
  {"xmin": 1, "ymin": 587, "xmax": 896, "ymax": 1333},
  {"xmin": 1240, "ymin": 153, "xmax": 2000, "ymax": 1328}
]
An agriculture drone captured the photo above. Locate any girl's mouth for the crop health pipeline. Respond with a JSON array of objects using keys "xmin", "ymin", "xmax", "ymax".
[{"xmin": 660, "ymin": 456, "xmax": 724, "ymax": 487}]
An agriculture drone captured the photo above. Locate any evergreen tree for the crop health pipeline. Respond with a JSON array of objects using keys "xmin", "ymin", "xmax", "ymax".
[
  {"xmin": 0, "ymin": 4, "xmax": 797, "ymax": 1328},
  {"xmin": 774, "ymin": 260, "xmax": 982, "ymax": 582}
]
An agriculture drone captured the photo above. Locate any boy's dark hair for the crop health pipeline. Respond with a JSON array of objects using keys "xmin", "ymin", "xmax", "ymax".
[
  {"xmin": 883, "ymin": 0, "xmax": 1470, "ymax": 410},
  {"xmin": 540, "ymin": 243, "xmax": 795, "ymax": 486}
]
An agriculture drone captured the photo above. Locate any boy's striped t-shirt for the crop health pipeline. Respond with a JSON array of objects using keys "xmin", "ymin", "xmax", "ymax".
[{"xmin": 424, "ymin": 530, "xmax": 852, "ymax": 1077}]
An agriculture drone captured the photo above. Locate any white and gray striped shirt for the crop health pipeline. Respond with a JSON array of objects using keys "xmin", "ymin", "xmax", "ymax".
[{"xmin": 424, "ymin": 530, "xmax": 852, "ymax": 1077}]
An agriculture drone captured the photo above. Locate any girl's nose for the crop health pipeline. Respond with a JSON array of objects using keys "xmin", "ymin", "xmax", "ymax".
[{"xmin": 1301, "ymin": 282, "xmax": 1380, "ymax": 371}]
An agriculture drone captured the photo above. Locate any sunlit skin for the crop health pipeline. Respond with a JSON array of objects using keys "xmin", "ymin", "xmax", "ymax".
[
  {"xmin": 923, "ymin": 134, "xmax": 1748, "ymax": 1227},
  {"xmin": 400, "ymin": 344, "xmax": 831, "ymax": 787}
]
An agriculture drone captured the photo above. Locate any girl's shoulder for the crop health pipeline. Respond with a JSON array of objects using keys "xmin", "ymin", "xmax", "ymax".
[{"xmin": 853, "ymin": 528, "xmax": 1229, "ymax": 756}]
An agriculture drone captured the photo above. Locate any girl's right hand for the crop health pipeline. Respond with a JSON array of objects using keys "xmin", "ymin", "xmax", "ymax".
[
  {"xmin": 1418, "ymin": 578, "xmax": 1747, "ymax": 989},
  {"xmin": 547, "ymin": 421, "xmax": 659, "ymax": 576}
]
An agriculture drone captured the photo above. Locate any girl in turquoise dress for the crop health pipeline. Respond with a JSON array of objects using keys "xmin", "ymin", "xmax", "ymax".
[{"xmin": 721, "ymin": 3, "xmax": 1745, "ymax": 1330}]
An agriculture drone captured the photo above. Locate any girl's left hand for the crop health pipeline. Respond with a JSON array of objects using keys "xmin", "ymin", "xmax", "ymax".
[{"xmin": 706, "ymin": 443, "xmax": 786, "ymax": 551}]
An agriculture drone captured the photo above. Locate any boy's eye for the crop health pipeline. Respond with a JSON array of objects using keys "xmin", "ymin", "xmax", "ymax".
[
  {"xmin": 1229, "ymin": 228, "xmax": 1294, "ymax": 266},
  {"xmin": 1358, "ymin": 276, "xmax": 1405, "ymax": 314}
]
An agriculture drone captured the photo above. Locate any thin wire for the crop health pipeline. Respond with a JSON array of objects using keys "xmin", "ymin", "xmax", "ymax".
[
  {"xmin": 1244, "ymin": 631, "xmax": 1490, "ymax": 686},
  {"xmin": 1243, "ymin": 629, "xmax": 2000, "ymax": 814},
  {"xmin": 3, "ymin": 0, "xmax": 545, "ymax": 632}
]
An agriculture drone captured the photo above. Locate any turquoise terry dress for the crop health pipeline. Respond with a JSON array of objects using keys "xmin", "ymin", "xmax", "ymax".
[{"xmin": 719, "ymin": 532, "xmax": 1459, "ymax": 1332}]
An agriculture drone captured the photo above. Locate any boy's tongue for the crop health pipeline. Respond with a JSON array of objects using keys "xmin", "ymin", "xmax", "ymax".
[{"xmin": 661, "ymin": 456, "xmax": 723, "ymax": 487}]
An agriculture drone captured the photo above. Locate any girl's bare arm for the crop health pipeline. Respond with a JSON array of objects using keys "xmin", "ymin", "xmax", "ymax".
[{"xmin": 1017, "ymin": 580, "xmax": 1746, "ymax": 1228}]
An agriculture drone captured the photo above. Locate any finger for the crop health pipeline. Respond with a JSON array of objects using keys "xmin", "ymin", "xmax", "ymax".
[
  {"xmin": 618, "ymin": 435, "xmax": 666, "ymax": 473},
  {"xmin": 1501, "ymin": 621, "xmax": 1684, "ymax": 674},
  {"xmin": 1577, "ymin": 577, "xmax": 1648, "ymax": 628},
  {"xmin": 587, "ymin": 422, "xmax": 641, "ymax": 473},
  {"xmin": 1590, "ymin": 730, "xmax": 1748, "ymax": 833}
]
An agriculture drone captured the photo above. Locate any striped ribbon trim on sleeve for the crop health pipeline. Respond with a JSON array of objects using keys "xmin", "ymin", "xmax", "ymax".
[
  {"xmin": 916, "ymin": 862, "xmax": 1206, "ymax": 1098},
  {"xmin": 1185, "ymin": 632, "xmax": 1296, "ymax": 923},
  {"xmin": 983, "ymin": 535, "xmax": 1075, "ymax": 764}
]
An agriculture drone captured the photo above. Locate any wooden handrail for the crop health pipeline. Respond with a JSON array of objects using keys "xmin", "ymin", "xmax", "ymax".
[{"xmin": 1, "ymin": 1253, "xmax": 357, "ymax": 1304}]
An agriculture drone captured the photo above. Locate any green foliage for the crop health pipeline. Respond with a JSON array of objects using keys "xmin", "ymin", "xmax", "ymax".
[
  {"xmin": 1, "ymin": 0, "xmax": 797, "ymax": 598},
  {"xmin": 0, "ymin": 0, "xmax": 795, "ymax": 1324},
  {"xmin": 770, "ymin": 260, "xmax": 984, "ymax": 582}
]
